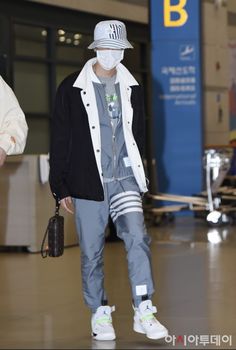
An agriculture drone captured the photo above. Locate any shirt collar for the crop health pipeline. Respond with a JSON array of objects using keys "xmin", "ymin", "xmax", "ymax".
[{"xmin": 73, "ymin": 57, "xmax": 139, "ymax": 90}]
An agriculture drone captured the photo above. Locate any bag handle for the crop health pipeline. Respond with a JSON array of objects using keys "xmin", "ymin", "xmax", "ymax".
[
  {"xmin": 41, "ymin": 198, "xmax": 60, "ymax": 258},
  {"xmin": 55, "ymin": 198, "xmax": 60, "ymax": 216}
]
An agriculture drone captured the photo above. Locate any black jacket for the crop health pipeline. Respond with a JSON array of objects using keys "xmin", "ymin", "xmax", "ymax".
[{"xmin": 49, "ymin": 71, "xmax": 145, "ymax": 201}]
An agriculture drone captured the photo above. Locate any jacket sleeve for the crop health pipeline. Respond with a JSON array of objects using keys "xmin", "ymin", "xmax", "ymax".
[
  {"xmin": 49, "ymin": 82, "xmax": 71, "ymax": 200},
  {"xmin": 0, "ymin": 76, "xmax": 28, "ymax": 155},
  {"xmin": 136, "ymin": 86, "xmax": 146, "ymax": 158}
]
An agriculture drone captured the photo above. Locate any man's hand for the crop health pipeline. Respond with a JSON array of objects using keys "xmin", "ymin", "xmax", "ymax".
[
  {"xmin": 60, "ymin": 196, "xmax": 74, "ymax": 214},
  {"xmin": 0, "ymin": 147, "xmax": 7, "ymax": 167}
]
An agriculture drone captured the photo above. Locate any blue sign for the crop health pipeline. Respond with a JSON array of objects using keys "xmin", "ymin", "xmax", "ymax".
[
  {"xmin": 150, "ymin": 0, "xmax": 203, "ymax": 198},
  {"xmin": 152, "ymin": 0, "xmax": 201, "ymax": 41}
]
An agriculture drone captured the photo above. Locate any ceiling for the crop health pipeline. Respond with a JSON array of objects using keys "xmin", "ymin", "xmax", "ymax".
[{"xmin": 112, "ymin": 0, "xmax": 148, "ymax": 7}]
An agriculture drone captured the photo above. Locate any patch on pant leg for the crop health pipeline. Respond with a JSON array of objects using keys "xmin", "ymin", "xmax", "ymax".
[
  {"xmin": 136, "ymin": 285, "xmax": 147, "ymax": 296},
  {"xmin": 123, "ymin": 157, "xmax": 131, "ymax": 167}
]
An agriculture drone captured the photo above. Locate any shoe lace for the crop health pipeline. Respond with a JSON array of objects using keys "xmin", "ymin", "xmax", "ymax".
[
  {"xmin": 95, "ymin": 309, "xmax": 113, "ymax": 326},
  {"xmin": 95, "ymin": 315, "xmax": 112, "ymax": 326},
  {"xmin": 141, "ymin": 313, "xmax": 156, "ymax": 322}
]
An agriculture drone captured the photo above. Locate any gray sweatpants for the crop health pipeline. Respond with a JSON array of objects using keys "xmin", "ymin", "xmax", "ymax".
[{"xmin": 73, "ymin": 177, "xmax": 155, "ymax": 312}]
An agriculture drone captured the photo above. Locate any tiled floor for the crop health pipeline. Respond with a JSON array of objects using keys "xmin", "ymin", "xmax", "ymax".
[{"xmin": 0, "ymin": 216, "xmax": 235, "ymax": 349}]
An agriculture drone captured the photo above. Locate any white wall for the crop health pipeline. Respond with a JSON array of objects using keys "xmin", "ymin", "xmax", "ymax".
[{"xmin": 202, "ymin": 0, "xmax": 229, "ymax": 146}]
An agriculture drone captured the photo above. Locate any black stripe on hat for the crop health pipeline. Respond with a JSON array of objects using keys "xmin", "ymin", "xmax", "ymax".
[
  {"xmin": 118, "ymin": 24, "xmax": 122, "ymax": 39},
  {"xmin": 109, "ymin": 24, "xmax": 122, "ymax": 40}
]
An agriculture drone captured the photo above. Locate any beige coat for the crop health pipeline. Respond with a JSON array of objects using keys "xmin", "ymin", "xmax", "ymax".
[{"xmin": 0, "ymin": 76, "xmax": 28, "ymax": 155}]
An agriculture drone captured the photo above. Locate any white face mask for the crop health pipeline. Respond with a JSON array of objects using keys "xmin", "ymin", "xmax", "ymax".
[{"xmin": 96, "ymin": 49, "xmax": 124, "ymax": 70}]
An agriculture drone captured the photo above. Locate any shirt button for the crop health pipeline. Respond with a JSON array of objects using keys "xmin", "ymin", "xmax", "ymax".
[
  {"xmin": 138, "ymin": 165, "xmax": 141, "ymax": 167},
  {"xmin": 96, "ymin": 149, "xmax": 100, "ymax": 152},
  {"xmin": 86, "ymin": 103, "xmax": 90, "ymax": 107},
  {"xmin": 83, "ymin": 91, "xmax": 86, "ymax": 94},
  {"xmin": 92, "ymin": 126, "xmax": 95, "ymax": 129}
]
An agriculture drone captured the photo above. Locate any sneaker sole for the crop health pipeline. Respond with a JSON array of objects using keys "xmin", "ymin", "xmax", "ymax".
[
  {"xmin": 92, "ymin": 333, "xmax": 116, "ymax": 341},
  {"xmin": 133, "ymin": 323, "xmax": 146, "ymax": 334},
  {"xmin": 146, "ymin": 330, "xmax": 168, "ymax": 340},
  {"xmin": 133, "ymin": 324, "xmax": 168, "ymax": 340}
]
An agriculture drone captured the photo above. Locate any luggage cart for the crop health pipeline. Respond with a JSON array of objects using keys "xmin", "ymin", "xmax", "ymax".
[
  {"xmin": 147, "ymin": 147, "xmax": 236, "ymax": 227},
  {"xmin": 203, "ymin": 147, "xmax": 233, "ymax": 226}
]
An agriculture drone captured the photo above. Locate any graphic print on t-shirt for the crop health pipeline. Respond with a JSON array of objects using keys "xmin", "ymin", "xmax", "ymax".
[
  {"xmin": 105, "ymin": 93, "xmax": 121, "ymax": 126},
  {"xmin": 99, "ymin": 74, "xmax": 121, "ymax": 129}
]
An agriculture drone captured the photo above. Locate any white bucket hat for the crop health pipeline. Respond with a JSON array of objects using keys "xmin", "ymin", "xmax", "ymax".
[{"xmin": 88, "ymin": 20, "xmax": 133, "ymax": 50}]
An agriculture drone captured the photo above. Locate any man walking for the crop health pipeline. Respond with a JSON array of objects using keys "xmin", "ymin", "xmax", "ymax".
[{"xmin": 49, "ymin": 20, "xmax": 168, "ymax": 341}]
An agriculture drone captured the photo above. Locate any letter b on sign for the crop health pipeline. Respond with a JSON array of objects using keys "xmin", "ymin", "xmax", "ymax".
[{"xmin": 164, "ymin": 0, "xmax": 188, "ymax": 27}]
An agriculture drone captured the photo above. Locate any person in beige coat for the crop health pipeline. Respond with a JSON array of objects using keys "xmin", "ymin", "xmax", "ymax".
[{"xmin": 0, "ymin": 76, "xmax": 28, "ymax": 166}]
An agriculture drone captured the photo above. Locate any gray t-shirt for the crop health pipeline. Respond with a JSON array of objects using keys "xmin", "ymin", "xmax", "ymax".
[
  {"xmin": 93, "ymin": 77, "xmax": 134, "ymax": 181},
  {"xmin": 99, "ymin": 75, "xmax": 121, "ymax": 131}
]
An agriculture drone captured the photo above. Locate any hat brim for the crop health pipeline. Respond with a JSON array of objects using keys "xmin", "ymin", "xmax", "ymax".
[{"xmin": 88, "ymin": 38, "xmax": 133, "ymax": 50}]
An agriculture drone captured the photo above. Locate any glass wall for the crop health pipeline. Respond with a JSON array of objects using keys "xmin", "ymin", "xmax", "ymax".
[
  {"xmin": 14, "ymin": 24, "xmax": 50, "ymax": 153},
  {"xmin": 14, "ymin": 23, "xmax": 47, "ymax": 58},
  {"xmin": 55, "ymin": 29, "xmax": 94, "ymax": 86}
]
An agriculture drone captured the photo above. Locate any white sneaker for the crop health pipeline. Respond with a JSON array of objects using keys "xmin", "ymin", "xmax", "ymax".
[
  {"xmin": 91, "ymin": 305, "xmax": 116, "ymax": 341},
  {"xmin": 133, "ymin": 300, "xmax": 168, "ymax": 340}
]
